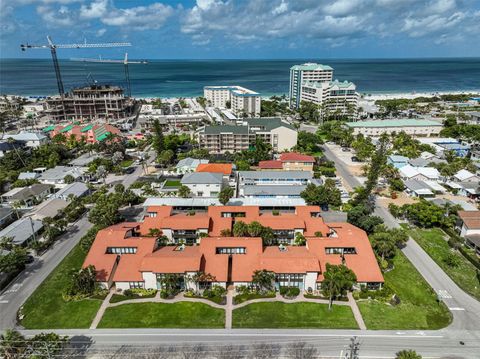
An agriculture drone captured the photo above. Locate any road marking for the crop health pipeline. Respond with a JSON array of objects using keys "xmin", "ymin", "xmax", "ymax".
[
  {"xmin": 448, "ymin": 307, "xmax": 465, "ymax": 311},
  {"xmin": 0, "ymin": 300, "xmax": 9, "ymax": 304},
  {"xmin": 437, "ymin": 289, "xmax": 452, "ymax": 299}
]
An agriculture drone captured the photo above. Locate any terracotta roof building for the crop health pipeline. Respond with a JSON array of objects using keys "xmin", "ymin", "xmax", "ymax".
[
  {"xmin": 83, "ymin": 206, "xmax": 384, "ymax": 291},
  {"xmin": 258, "ymin": 152, "xmax": 315, "ymax": 172}
]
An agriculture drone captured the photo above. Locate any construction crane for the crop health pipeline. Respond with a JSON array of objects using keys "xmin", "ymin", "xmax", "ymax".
[
  {"xmin": 70, "ymin": 53, "xmax": 147, "ymax": 98},
  {"xmin": 20, "ymin": 36, "xmax": 131, "ymax": 97}
]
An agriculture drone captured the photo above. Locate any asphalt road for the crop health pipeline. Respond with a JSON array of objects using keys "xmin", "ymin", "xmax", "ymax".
[
  {"xmin": 19, "ymin": 328, "xmax": 480, "ymax": 358},
  {"xmin": 322, "ymin": 144, "xmax": 480, "ymax": 331}
]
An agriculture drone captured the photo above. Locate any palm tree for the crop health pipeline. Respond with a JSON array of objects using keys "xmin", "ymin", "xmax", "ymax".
[{"xmin": 0, "ymin": 329, "xmax": 28, "ymax": 359}]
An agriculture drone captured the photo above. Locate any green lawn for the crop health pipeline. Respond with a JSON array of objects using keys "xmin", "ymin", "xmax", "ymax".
[
  {"xmin": 358, "ymin": 251, "xmax": 452, "ymax": 330},
  {"xmin": 164, "ymin": 180, "xmax": 181, "ymax": 188},
  {"xmin": 120, "ymin": 159, "xmax": 133, "ymax": 168},
  {"xmin": 98, "ymin": 302, "xmax": 225, "ymax": 328},
  {"xmin": 20, "ymin": 245, "xmax": 103, "ymax": 329},
  {"xmin": 407, "ymin": 227, "xmax": 480, "ymax": 300},
  {"xmin": 232, "ymin": 302, "xmax": 358, "ymax": 329},
  {"xmin": 233, "ymin": 291, "xmax": 276, "ymax": 305}
]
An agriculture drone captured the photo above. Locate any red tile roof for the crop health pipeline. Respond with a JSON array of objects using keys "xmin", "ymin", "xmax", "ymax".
[
  {"xmin": 280, "ymin": 152, "xmax": 315, "ymax": 163},
  {"xmin": 196, "ymin": 163, "xmax": 233, "ymax": 175},
  {"xmin": 258, "ymin": 160, "xmax": 283, "ymax": 169}
]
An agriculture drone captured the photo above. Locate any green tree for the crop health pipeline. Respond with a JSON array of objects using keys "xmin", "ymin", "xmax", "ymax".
[
  {"xmin": 395, "ymin": 349, "xmax": 422, "ymax": 359},
  {"xmin": 247, "ymin": 221, "xmax": 264, "ymax": 237},
  {"xmin": 157, "ymin": 149, "xmax": 174, "ymax": 167},
  {"xmin": 66, "ymin": 265, "xmax": 97, "ymax": 297},
  {"xmin": 177, "ymin": 185, "xmax": 192, "ymax": 198},
  {"xmin": 235, "ymin": 160, "xmax": 250, "ymax": 171},
  {"xmin": 300, "ymin": 180, "xmax": 341, "ymax": 209},
  {"xmin": 369, "ymin": 232, "xmax": 396, "ymax": 261},
  {"xmin": 293, "ymin": 232, "xmax": 306, "ymax": 246},
  {"xmin": 88, "ymin": 193, "xmax": 123, "ymax": 226},
  {"xmin": 29, "ymin": 332, "xmax": 68, "ymax": 359},
  {"xmin": 233, "ymin": 221, "xmax": 249, "ymax": 237},
  {"xmin": 0, "ymin": 329, "xmax": 27, "ymax": 359},
  {"xmin": 218, "ymin": 186, "xmax": 234, "ymax": 205},
  {"xmin": 352, "ymin": 134, "xmax": 375, "ymax": 161},
  {"xmin": 322, "ymin": 264, "xmax": 357, "ymax": 309},
  {"xmin": 0, "ymin": 247, "xmax": 28, "ymax": 274},
  {"xmin": 152, "ymin": 119, "xmax": 164, "ymax": 156},
  {"xmin": 252, "ymin": 269, "xmax": 275, "ymax": 292},
  {"xmin": 63, "ymin": 174, "xmax": 75, "ymax": 184}
]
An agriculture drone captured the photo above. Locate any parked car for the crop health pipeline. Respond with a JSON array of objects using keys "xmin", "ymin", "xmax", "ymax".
[
  {"xmin": 341, "ymin": 147, "xmax": 350, "ymax": 152},
  {"xmin": 123, "ymin": 167, "xmax": 135, "ymax": 174},
  {"xmin": 25, "ymin": 255, "xmax": 35, "ymax": 264},
  {"xmin": 351, "ymin": 156, "xmax": 360, "ymax": 162}
]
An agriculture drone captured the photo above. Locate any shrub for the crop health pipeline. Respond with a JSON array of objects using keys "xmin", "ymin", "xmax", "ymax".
[
  {"xmin": 235, "ymin": 285, "xmax": 250, "ymax": 295},
  {"xmin": 272, "ymin": 210, "xmax": 279, "ymax": 216},
  {"xmin": 280, "ymin": 286, "xmax": 300, "ymax": 298},
  {"xmin": 130, "ymin": 288, "xmax": 156, "ymax": 297}
]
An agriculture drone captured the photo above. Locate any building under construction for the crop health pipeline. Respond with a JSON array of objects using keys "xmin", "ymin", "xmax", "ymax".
[{"xmin": 44, "ymin": 85, "xmax": 133, "ymax": 122}]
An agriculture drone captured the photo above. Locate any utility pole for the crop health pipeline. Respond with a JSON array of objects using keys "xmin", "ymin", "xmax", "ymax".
[{"xmin": 345, "ymin": 336, "xmax": 360, "ymax": 359}]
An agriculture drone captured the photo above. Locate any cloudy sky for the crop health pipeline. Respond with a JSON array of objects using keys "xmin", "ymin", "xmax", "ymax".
[{"xmin": 1, "ymin": 0, "xmax": 479, "ymax": 59}]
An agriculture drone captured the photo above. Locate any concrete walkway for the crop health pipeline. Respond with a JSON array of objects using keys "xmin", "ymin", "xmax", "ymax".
[
  {"xmin": 90, "ymin": 290, "xmax": 367, "ymax": 330},
  {"xmin": 90, "ymin": 289, "xmax": 114, "ymax": 329},
  {"xmin": 225, "ymin": 289, "xmax": 233, "ymax": 329},
  {"xmin": 347, "ymin": 292, "xmax": 366, "ymax": 330}
]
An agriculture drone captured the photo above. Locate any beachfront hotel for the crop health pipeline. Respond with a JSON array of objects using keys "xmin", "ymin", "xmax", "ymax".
[
  {"xmin": 345, "ymin": 119, "xmax": 443, "ymax": 137},
  {"xmin": 289, "ymin": 63, "xmax": 359, "ymax": 116},
  {"xmin": 204, "ymin": 85, "xmax": 261, "ymax": 117},
  {"xmin": 83, "ymin": 205, "xmax": 384, "ymax": 291}
]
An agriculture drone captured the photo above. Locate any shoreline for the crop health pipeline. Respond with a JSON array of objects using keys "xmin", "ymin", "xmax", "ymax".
[{"xmin": 3, "ymin": 89, "xmax": 480, "ymax": 102}]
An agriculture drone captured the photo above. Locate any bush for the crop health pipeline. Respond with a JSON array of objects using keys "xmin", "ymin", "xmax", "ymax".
[
  {"xmin": 203, "ymin": 285, "xmax": 226, "ymax": 298},
  {"xmin": 280, "ymin": 286, "xmax": 300, "ymax": 298},
  {"xmin": 235, "ymin": 285, "xmax": 250, "ymax": 295},
  {"xmin": 130, "ymin": 288, "xmax": 156, "ymax": 297},
  {"xmin": 272, "ymin": 210, "xmax": 279, "ymax": 216}
]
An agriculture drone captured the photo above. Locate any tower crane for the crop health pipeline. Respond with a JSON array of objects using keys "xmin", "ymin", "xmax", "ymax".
[
  {"xmin": 20, "ymin": 36, "xmax": 131, "ymax": 97},
  {"xmin": 70, "ymin": 53, "xmax": 147, "ymax": 98}
]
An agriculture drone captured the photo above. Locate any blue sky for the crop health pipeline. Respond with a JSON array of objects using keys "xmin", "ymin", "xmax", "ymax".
[{"xmin": 1, "ymin": 0, "xmax": 480, "ymax": 59}]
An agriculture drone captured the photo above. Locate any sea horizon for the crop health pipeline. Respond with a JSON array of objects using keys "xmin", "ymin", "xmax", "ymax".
[{"xmin": 1, "ymin": 57, "xmax": 480, "ymax": 98}]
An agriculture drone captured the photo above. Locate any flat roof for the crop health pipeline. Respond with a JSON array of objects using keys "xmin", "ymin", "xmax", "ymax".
[
  {"xmin": 290, "ymin": 63, "xmax": 333, "ymax": 71},
  {"xmin": 346, "ymin": 119, "xmax": 443, "ymax": 128}
]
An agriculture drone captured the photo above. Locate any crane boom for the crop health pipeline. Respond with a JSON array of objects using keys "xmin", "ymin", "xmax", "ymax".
[{"xmin": 20, "ymin": 36, "xmax": 131, "ymax": 98}]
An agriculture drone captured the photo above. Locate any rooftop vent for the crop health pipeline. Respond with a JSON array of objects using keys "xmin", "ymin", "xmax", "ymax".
[{"xmin": 279, "ymin": 244, "xmax": 287, "ymax": 252}]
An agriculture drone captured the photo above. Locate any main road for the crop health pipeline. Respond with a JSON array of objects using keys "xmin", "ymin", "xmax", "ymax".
[
  {"xmin": 322, "ymin": 144, "xmax": 480, "ymax": 331},
  {"xmin": 0, "ymin": 150, "xmax": 155, "ymax": 330}
]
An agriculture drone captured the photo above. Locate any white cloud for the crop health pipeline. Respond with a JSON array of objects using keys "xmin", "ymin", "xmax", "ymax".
[
  {"xmin": 102, "ymin": 3, "xmax": 173, "ymax": 30},
  {"xmin": 79, "ymin": 0, "xmax": 108, "ymax": 19},
  {"xmin": 36, "ymin": 4, "xmax": 74, "ymax": 27}
]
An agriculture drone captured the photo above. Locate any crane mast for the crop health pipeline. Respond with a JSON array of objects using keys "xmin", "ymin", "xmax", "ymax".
[{"xmin": 20, "ymin": 36, "xmax": 131, "ymax": 97}]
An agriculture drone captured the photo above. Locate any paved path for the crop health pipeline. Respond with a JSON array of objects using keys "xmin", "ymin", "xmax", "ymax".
[
  {"xmin": 347, "ymin": 292, "xmax": 366, "ymax": 330},
  {"xmin": 90, "ymin": 290, "xmax": 115, "ymax": 329},
  {"xmin": 225, "ymin": 289, "xmax": 233, "ymax": 329}
]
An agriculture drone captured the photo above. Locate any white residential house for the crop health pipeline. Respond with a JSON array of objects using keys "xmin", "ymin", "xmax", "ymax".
[
  {"xmin": 453, "ymin": 169, "xmax": 479, "ymax": 183},
  {"xmin": 456, "ymin": 211, "xmax": 480, "ymax": 254},
  {"xmin": 175, "ymin": 158, "xmax": 209, "ymax": 174},
  {"xmin": 2, "ymin": 132, "xmax": 48, "ymax": 148},
  {"xmin": 38, "ymin": 166, "xmax": 87, "ymax": 188},
  {"xmin": 180, "ymin": 172, "xmax": 224, "ymax": 197},
  {"xmin": 399, "ymin": 165, "xmax": 440, "ymax": 181}
]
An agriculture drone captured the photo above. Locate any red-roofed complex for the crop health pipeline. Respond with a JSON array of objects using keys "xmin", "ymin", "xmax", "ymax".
[
  {"xmin": 258, "ymin": 152, "xmax": 315, "ymax": 172},
  {"xmin": 83, "ymin": 206, "xmax": 384, "ymax": 291},
  {"xmin": 49, "ymin": 123, "xmax": 122, "ymax": 144}
]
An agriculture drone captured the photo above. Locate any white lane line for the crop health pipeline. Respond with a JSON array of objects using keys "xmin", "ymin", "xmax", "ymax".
[
  {"xmin": 0, "ymin": 300, "xmax": 9, "ymax": 304},
  {"xmin": 448, "ymin": 307, "xmax": 465, "ymax": 311}
]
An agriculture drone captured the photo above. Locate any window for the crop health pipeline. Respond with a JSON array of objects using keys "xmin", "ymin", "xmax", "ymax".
[
  {"xmin": 129, "ymin": 282, "xmax": 144, "ymax": 289},
  {"xmin": 325, "ymin": 247, "xmax": 356, "ymax": 255},
  {"xmin": 216, "ymin": 247, "xmax": 246, "ymax": 254},
  {"xmin": 106, "ymin": 247, "xmax": 137, "ymax": 254},
  {"xmin": 276, "ymin": 273, "xmax": 304, "ymax": 288}
]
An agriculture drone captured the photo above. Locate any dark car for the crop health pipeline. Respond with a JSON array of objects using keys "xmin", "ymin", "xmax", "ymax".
[
  {"xmin": 123, "ymin": 167, "xmax": 135, "ymax": 174},
  {"xmin": 351, "ymin": 156, "xmax": 360, "ymax": 162},
  {"xmin": 341, "ymin": 147, "xmax": 350, "ymax": 152},
  {"xmin": 26, "ymin": 255, "xmax": 35, "ymax": 264}
]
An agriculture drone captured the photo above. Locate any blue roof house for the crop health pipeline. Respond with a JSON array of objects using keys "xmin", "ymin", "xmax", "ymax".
[{"xmin": 387, "ymin": 155, "xmax": 409, "ymax": 169}]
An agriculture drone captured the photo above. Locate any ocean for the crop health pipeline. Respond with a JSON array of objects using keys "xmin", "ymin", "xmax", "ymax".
[{"xmin": 0, "ymin": 58, "xmax": 479, "ymax": 98}]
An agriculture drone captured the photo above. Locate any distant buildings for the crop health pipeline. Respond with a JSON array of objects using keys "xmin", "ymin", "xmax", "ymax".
[
  {"xmin": 204, "ymin": 86, "xmax": 261, "ymax": 117},
  {"xmin": 289, "ymin": 63, "xmax": 358, "ymax": 117},
  {"xmin": 345, "ymin": 119, "xmax": 443, "ymax": 137},
  {"xmin": 44, "ymin": 85, "xmax": 131, "ymax": 122},
  {"xmin": 1, "ymin": 132, "xmax": 48, "ymax": 148},
  {"xmin": 197, "ymin": 118, "xmax": 297, "ymax": 154},
  {"xmin": 180, "ymin": 172, "xmax": 224, "ymax": 197}
]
